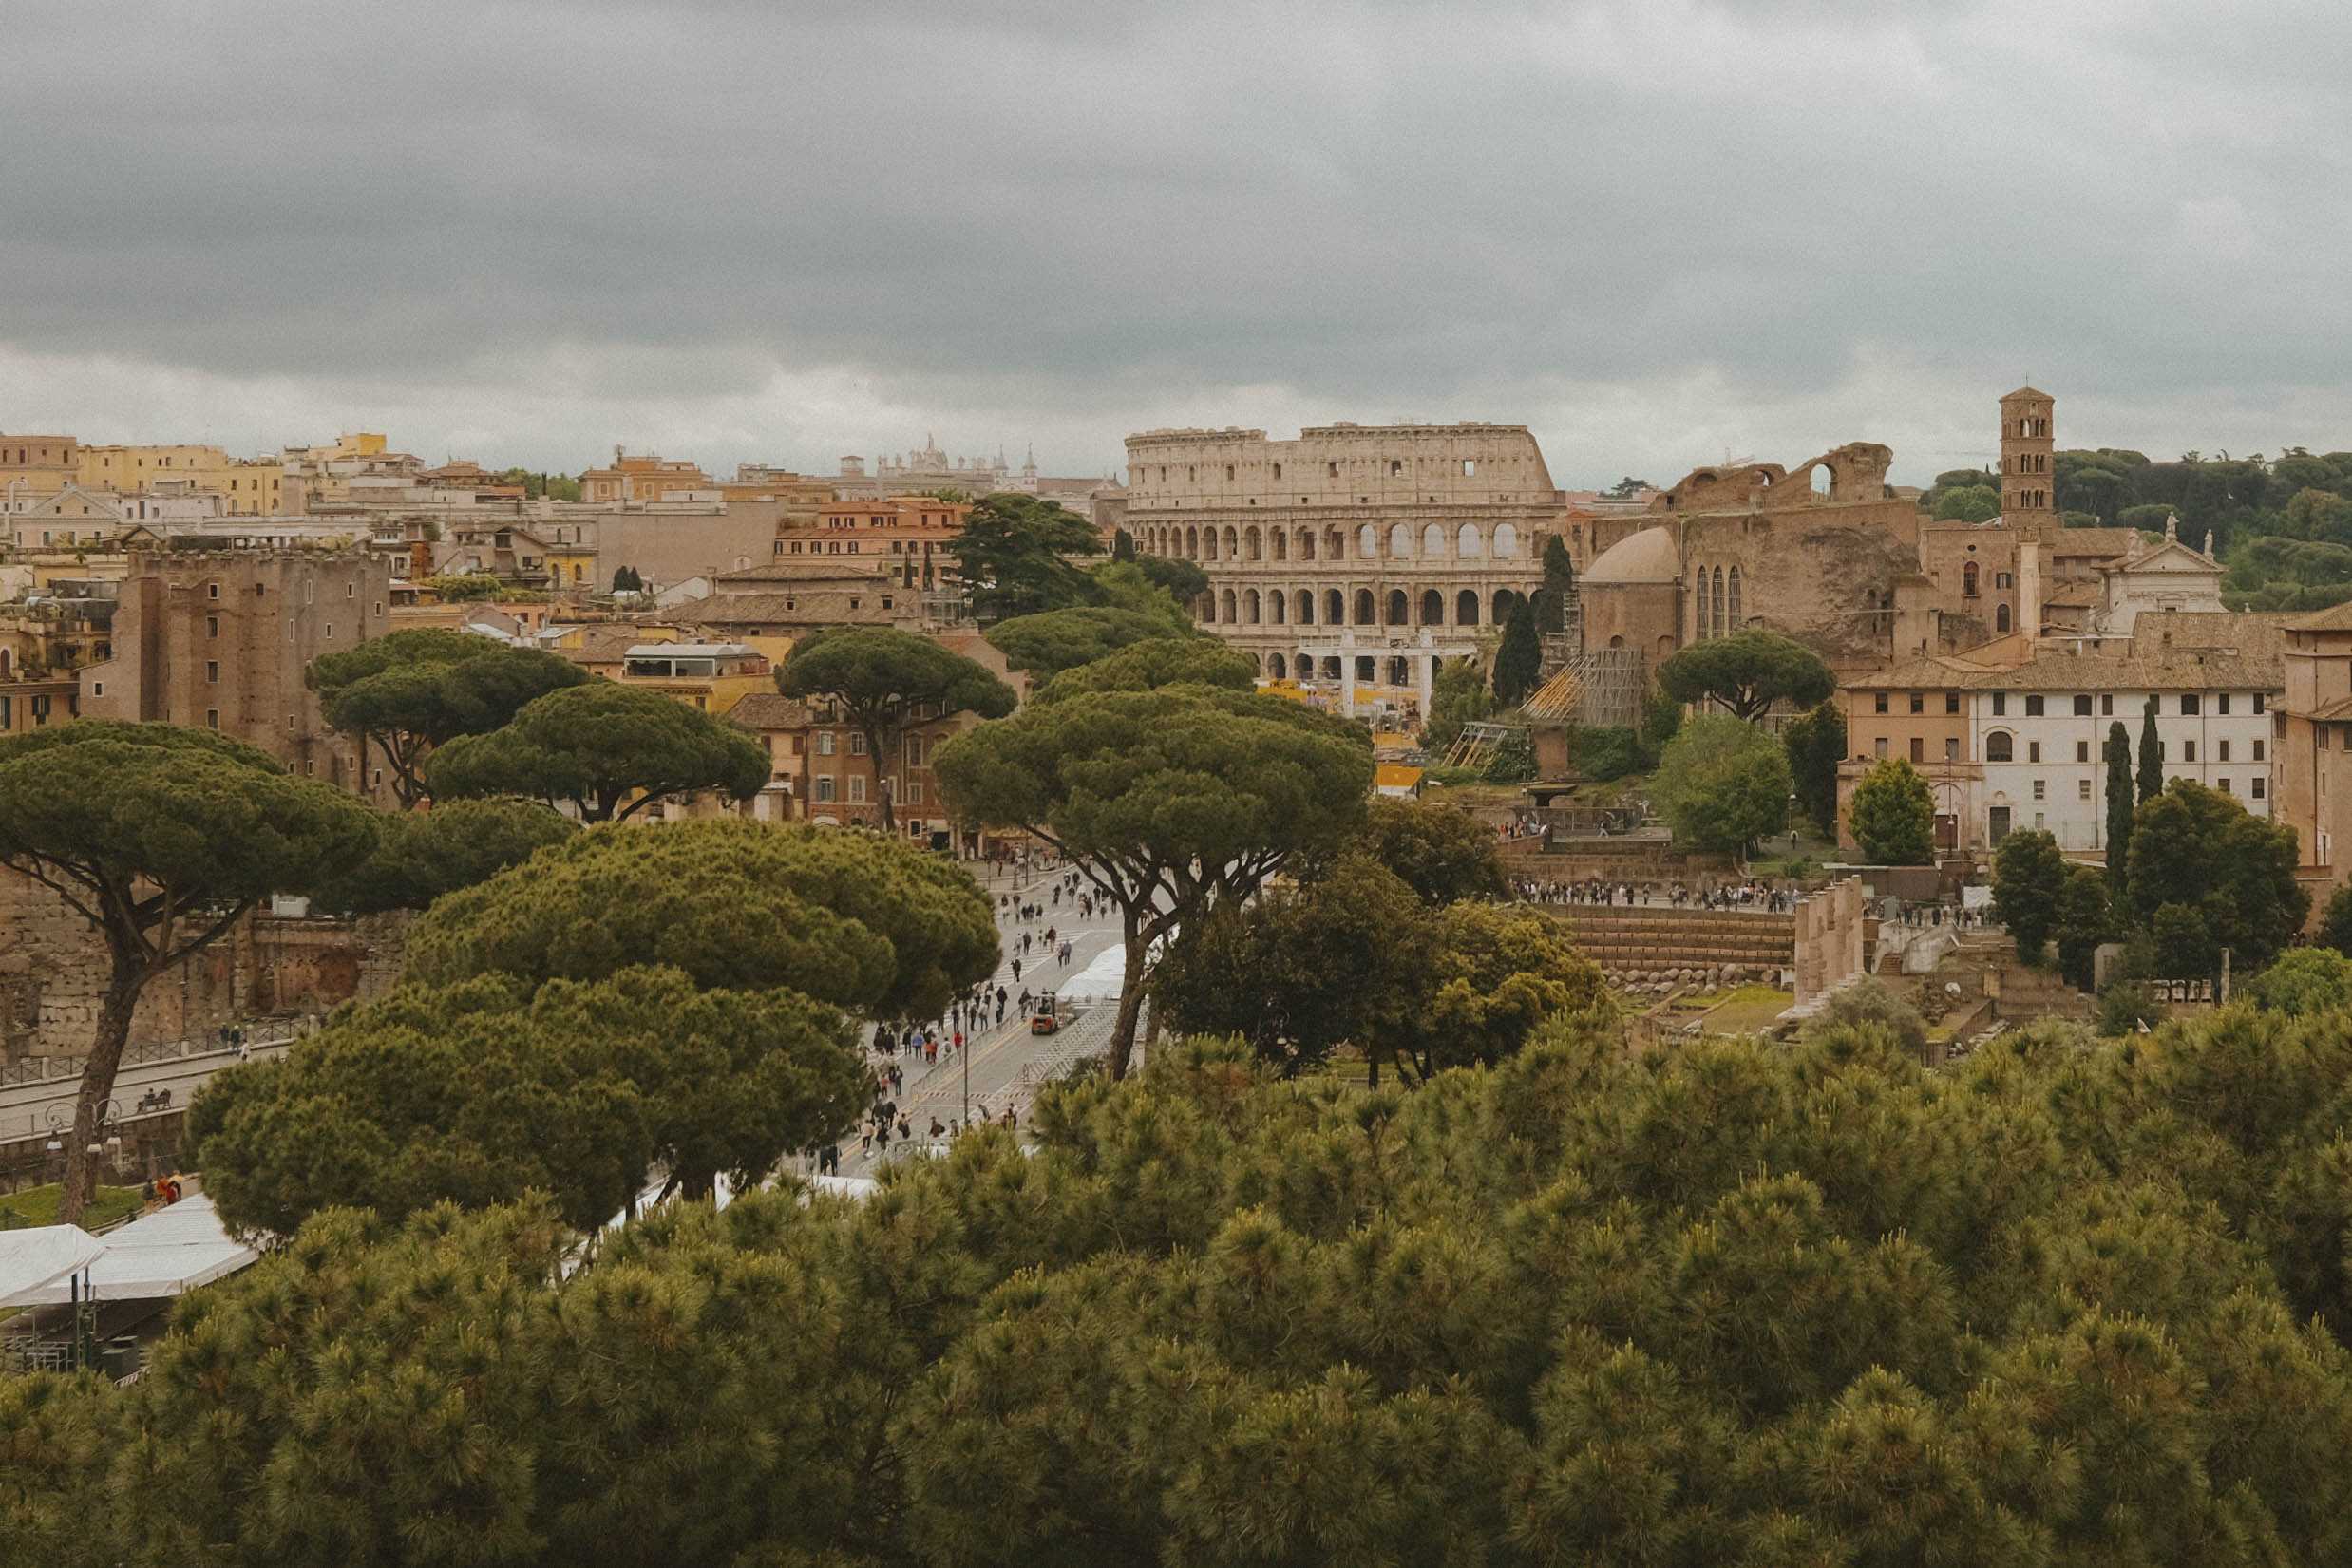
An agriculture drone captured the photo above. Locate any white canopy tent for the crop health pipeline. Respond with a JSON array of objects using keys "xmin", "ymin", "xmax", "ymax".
[
  {"xmin": 0, "ymin": 1224, "xmax": 107, "ymax": 1307},
  {"xmin": 0, "ymin": 1197, "xmax": 256, "ymax": 1309}
]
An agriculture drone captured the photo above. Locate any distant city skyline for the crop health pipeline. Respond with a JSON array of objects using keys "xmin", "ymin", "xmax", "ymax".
[{"xmin": 6, "ymin": 1, "xmax": 2349, "ymax": 491}]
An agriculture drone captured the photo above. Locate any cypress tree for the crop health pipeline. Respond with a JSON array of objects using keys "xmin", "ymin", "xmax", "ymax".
[
  {"xmin": 1493, "ymin": 601, "xmax": 1544, "ymax": 708},
  {"xmin": 2104, "ymin": 720, "xmax": 2134, "ymax": 889},
  {"xmin": 1539, "ymin": 536, "xmax": 1576, "ymax": 633},
  {"xmin": 2137, "ymin": 694, "xmax": 2164, "ymax": 803}
]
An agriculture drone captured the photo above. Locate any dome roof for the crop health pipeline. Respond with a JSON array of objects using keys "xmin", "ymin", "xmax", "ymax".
[{"xmin": 1583, "ymin": 525, "xmax": 1681, "ymax": 585}]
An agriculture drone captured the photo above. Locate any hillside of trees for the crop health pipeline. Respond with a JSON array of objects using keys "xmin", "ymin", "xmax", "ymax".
[
  {"xmin": 1921, "ymin": 446, "xmax": 2352, "ymax": 612},
  {"xmin": 16, "ymin": 996, "xmax": 2352, "ymax": 1564}
]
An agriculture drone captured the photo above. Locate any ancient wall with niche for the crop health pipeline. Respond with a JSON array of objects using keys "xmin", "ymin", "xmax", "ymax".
[{"xmin": 0, "ymin": 872, "xmax": 408, "ymax": 1062}]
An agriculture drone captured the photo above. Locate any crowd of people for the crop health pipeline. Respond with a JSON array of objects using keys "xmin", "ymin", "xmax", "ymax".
[{"xmin": 1512, "ymin": 877, "xmax": 1807, "ymax": 914}]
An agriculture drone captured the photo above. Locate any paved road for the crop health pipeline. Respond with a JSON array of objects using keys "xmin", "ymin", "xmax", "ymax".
[
  {"xmin": 834, "ymin": 863, "xmax": 1135, "ymax": 1177},
  {"xmin": 0, "ymin": 1026, "xmax": 301, "ymax": 1147}
]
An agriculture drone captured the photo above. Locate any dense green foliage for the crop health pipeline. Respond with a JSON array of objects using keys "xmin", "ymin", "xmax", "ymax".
[
  {"xmin": 950, "ymin": 493, "xmax": 1105, "ymax": 619},
  {"xmin": 1849, "ymin": 756, "xmax": 1935, "ymax": 865},
  {"xmin": 1535, "ymin": 533, "xmax": 1576, "ymax": 633},
  {"xmin": 424, "ymin": 680, "xmax": 770, "ymax": 821},
  {"xmin": 423, "ymin": 572, "xmax": 510, "ymax": 602},
  {"xmin": 2248, "ymin": 947, "xmax": 2352, "ymax": 1018},
  {"xmin": 1656, "ymin": 629, "xmax": 1834, "ymax": 722},
  {"xmin": 1347, "ymin": 795, "xmax": 1511, "ymax": 905},
  {"xmin": 308, "ymin": 629, "xmax": 593, "ymax": 806},
  {"xmin": 1652, "ymin": 714, "xmax": 1791, "ymax": 853},
  {"xmin": 2138, "ymin": 695, "xmax": 2164, "ymax": 803},
  {"xmin": 936, "ymin": 685, "xmax": 1374, "ymax": 1076},
  {"xmin": 191, "ymin": 968, "xmax": 868, "ymax": 1235},
  {"xmin": 0, "ymin": 722, "xmax": 378, "ymax": 1219},
  {"xmin": 2124, "ymin": 780, "xmax": 2308, "ymax": 971},
  {"xmin": 36, "ymin": 1001, "xmax": 2352, "ymax": 1563},
  {"xmin": 1127, "ymin": 552, "xmax": 1209, "ymax": 607},
  {"xmin": 312, "ymin": 797, "xmax": 576, "ymax": 916},
  {"xmin": 2323, "ymin": 883, "xmax": 2352, "ymax": 956},
  {"xmin": 405, "ymin": 818, "xmax": 997, "ymax": 1020},
  {"xmin": 1781, "ymin": 698, "xmax": 1848, "ymax": 837},
  {"xmin": 1033, "ymin": 636, "xmax": 1256, "ymax": 702},
  {"xmin": 775, "ymin": 628, "xmax": 1016, "ymax": 828},
  {"xmin": 1567, "ymin": 724, "xmax": 1645, "ymax": 782},
  {"xmin": 2053, "ymin": 865, "xmax": 2114, "ymax": 991},
  {"xmin": 1931, "ymin": 482, "xmax": 2000, "ymax": 522},
  {"xmin": 1492, "ymin": 599, "xmax": 1543, "ymax": 707},
  {"xmin": 1992, "ymin": 829, "xmax": 2069, "ymax": 961},
  {"xmin": 1422, "ymin": 655, "xmax": 1492, "ymax": 750},
  {"xmin": 2105, "ymin": 720, "xmax": 2134, "ymax": 889},
  {"xmin": 982, "ymin": 606, "xmax": 1181, "ymax": 679}
]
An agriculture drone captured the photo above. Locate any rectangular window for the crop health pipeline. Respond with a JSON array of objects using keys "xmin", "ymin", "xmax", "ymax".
[
  {"xmin": 2218, "ymin": 693, "xmax": 2231, "ymax": 715},
  {"xmin": 205, "ymin": 708, "xmax": 219, "ymax": 730},
  {"xmin": 1992, "ymin": 692, "xmax": 2007, "ymax": 716},
  {"xmin": 2254, "ymin": 777, "xmax": 2267, "ymax": 800},
  {"xmin": 848, "ymin": 776, "xmax": 867, "ymax": 803},
  {"xmin": 2079, "ymin": 779, "xmax": 2093, "ymax": 800},
  {"xmin": 205, "ymin": 661, "xmax": 218, "ymax": 683},
  {"xmin": 2255, "ymin": 691, "xmax": 2267, "ymax": 713},
  {"xmin": 2076, "ymin": 741, "xmax": 2090, "ymax": 763},
  {"xmin": 207, "ymin": 582, "xmax": 220, "ymax": 599},
  {"xmin": 2219, "ymin": 777, "xmax": 2233, "ymax": 794},
  {"xmin": 2029, "ymin": 741, "xmax": 2042, "ymax": 763},
  {"xmin": 207, "ymin": 614, "xmax": 219, "ymax": 638},
  {"xmin": 1910, "ymin": 737, "xmax": 1924, "ymax": 763},
  {"xmin": 849, "ymin": 733, "xmax": 866, "ymax": 755},
  {"xmin": 2220, "ymin": 740, "xmax": 2230, "ymax": 762},
  {"xmin": 907, "ymin": 781, "xmax": 924, "ymax": 804},
  {"xmin": 2025, "ymin": 695, "xmax": 2045, "ymax": 717},
  {"xmin": 2102, "ymin": 693, "xmax": 2115, "ymax": 715},
  {"xmin": 2073, "ymin": 695, "xmax": 2093, "ymax": 715},
  {"xmin": 1945, "ymin": 737, "xmax": 1960, "ymax": 761},
  {"xmin": 814, "ymin": 777, "xmax": 836, "ymax": 803},
  {"xmin": 817, "ymin": 732, "xmax": 835, "ymax": 756},
  {"xmin": 2033, "ymin": 780, "xmax": 2046, "ymax": 801},
  {"xmin": 1944, "ymin": 692, "xmax": 1960, "ymax": 714},
  {"xmin": 1908, "ymin": 692, "xmax": 1924, "ymax": 714},
  {"xmin": 2184, "ymin": 740, "xmax": 2197, "ymax": 762},
  {"xmin": 1874, "ymin": 692, "xmax": 1888, "ymax": 714},
  {"xmin": 1997, "ymin": 572, "xmax": 2013, "ymax": 589},
  {"xmin": 789, "ymin": 736, "xmax": 805, "ymax": 756},
  {"xmin": 2255, "ymin": 739, "xmax": 2267, "ymax": 761},
  {"xmin": 2181, "ymin": 694, "xmax": 2200, "ymax": 715},
  {"xmin": 1874, "ymin": 737, "xmax": 1888, "ymax": 759}
]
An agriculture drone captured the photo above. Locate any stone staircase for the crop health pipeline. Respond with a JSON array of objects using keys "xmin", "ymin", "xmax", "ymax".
[{"xmin": 1538, "ymin": 906, "xmax": 1795, "ymax": 992}]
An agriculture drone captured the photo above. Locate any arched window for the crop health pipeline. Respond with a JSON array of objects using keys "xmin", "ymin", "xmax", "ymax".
[
  {"xmin": 1321, "ymin": 656, "xmax": 1342, "ymax": 682},
  {"xmin": 1458, "ymin": 523, "xmax": 1484, "ymax": 557},
  {"xmin": 1357, "ymin": 523, "xmax": 1379, "ymax": 557},
  {"xmin": 1712, "ymin": 566, "xmax": 1725, "ymax": 638},
  {"xmin": 1963, "ymin": 560, "xmax": 1979, "ymax": 597},
  {"xmin": 1242, "ymin": 589, "xmax": 1260, "ymax": 623},
  {"xmin": 1492, "ymin": 522, "xmax": 1519, "ymax": 558},
  {"xmin": 1695, "ymin": 566, "xmax": 1711, "ymax": 638},
  {"xmin": 1997, "ymin": 602, "xmax": 2012, "ymax": 633},
  {"xmin": 1388, "ymin": 656, "xmax": 1409, "ymax": 686},
  {"xmin": 1270, "ymin": 590, "xmax": 1286, "ymax": 625},
  {"xmin": 1325, "ymin": 528, "xmax": 1346, "ymax": 560},
  {"xmin": 1421, "ymin": 588, "xmax": 1445, "ymax": 625},
  {"xmin": 1456, "ymin": 589, "xmax": 1480, "ymax": 626},
  {"xmin": 1220, "ymin": 589, "xmax": 1237, "ymax": 622},
  {"xmin": 1324, "ymin": 588, "xmax": 1345, "ymax": 625},
  {"xmin": 1389, "ymin": 522, "xmax": 1413, "ymax": 557},
  {"xmin": 1297, "ymin": 589, "xmax": 1316, "ymax": 625},
  {"xmin": 1355, "ymin": 588, "xmax": 1375, "ymax": 624},
  {"xmin": 1985, "ymin": 730, "xmax": 2014, "ymax": 763},
  {"xmin": 1269, "ymin": 652, "xmax": 1287, "ymax": 679},
  {"xmin": 1223, "ymin": 526, "xmax": 1239, "ymax": 558},
  {"xmin": 1299, "ymin": 529, "xmax": 1316, "ymax": 562},
  {"xmin": 1185, "ymin": 525, "xmax": 1199, "ymax": 557},
  {"xmin": 1727, "ymin": 566, "xmax": 1741, "ymax": 630},
  {"xmin": 1203, "ymin": 530, "xmax": 1219, "ymax": 561},
  {"xmin": 1492, "ymin": 589, "xmax": 1516, "ymax": 622},
  {"xmin": 1272, "ymin": 530, "xmax": 1287, "ymax": 561},
  {"xmin": 1387, "ymin": 588, "xmax": 1408, "ymax": 625},
  {"xmin": 1423, "ymin": 522, "xmax": 1447, "ymax": 557},
  {"xmin": 1245, "ymin": 525, "xmax": 1261, "ymax": 560}
]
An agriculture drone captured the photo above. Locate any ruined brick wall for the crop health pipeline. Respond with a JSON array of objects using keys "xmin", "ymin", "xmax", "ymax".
[
  {"xmin": 0, "ymin": 871, "xmax": 409, "ymax": 1062},
  {"xmin": 1792, "ymin": 878, "xmax": 1866, "ymax": 1008}
]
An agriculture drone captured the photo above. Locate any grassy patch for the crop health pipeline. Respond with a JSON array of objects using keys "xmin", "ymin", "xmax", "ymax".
[{"xmin": 0, "ymin": 1183, "xmax": 145, "ymax": 1232}]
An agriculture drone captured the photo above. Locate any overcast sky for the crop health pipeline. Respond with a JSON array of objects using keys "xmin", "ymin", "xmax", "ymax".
[{"xmin": 5, "ymin": 0, "xmax": 2347, "ymax": 489}]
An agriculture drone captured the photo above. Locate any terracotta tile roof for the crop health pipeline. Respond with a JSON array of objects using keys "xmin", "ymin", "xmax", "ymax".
[
  {"xmin": 2285, "ymin": 600, "xmax": 2352, "ymax": 633},
  {"xmin": 2045, "ymin": 527, "xmax": 2140, "ymax": 556},
  {"xmin": 725, "ymin": 693, "xmax": 812, "ymax": 729},
  {"xmin": 2304, "ymin": 694, "xmax": 2352, "ymax": 722}
]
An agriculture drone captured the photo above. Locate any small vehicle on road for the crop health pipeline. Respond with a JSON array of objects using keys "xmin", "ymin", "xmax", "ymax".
[{"xmin": 1029, "ymin": 992, "xmax": 1061, "ymax": 1034}]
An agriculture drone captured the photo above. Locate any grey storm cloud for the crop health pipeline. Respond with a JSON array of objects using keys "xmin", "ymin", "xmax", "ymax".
[{"xmin": 4, "ymin": 0, "xmax": 2350, "ymax": 482}]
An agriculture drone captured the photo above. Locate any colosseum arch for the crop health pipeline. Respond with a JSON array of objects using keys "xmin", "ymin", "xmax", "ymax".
[
  {"xmin": 1272, "ymin": 529, "xmax": 1288, "ymax": 561},
  {"xmin": 1324, "ymin": 527, "xmax": 1346, "ymax": 560},
  {"xmin": 1296, "ymin": 589, "xmax": 1315, "ymax": 625},
  {"xmin": 1389, "ymin": 521, "xmax": 1413, "ymax": 557},
  {"xmin": 1355, "ymin": 588, "xmax": 1375, "ymax": 624},
  {"xmin": 1270, "ymin": 591, "xmax": 1287, "ymax": 625},
  {"xmin": 1492, "ymin": 522, "xmax": 1519, "ymax": 558},
  {"xmin": 1387, "ymin": 588, "xmax": 1409, "ymax": 625},
  {"xmin": 1457, "ymin": 523, "xmax": 1484, "ymax": 557},
  {"xmin": 1298, "ymin": 528, "xmax": 1316, "ymax": 562},
  {"xmin": 1492, "ymin": 588, "xmax": 1517, "ymax": 622},
  {"xmin": 1387, "ymin": 656, "xmax": 1409, "ymax": 685},
  {"xmin": 1324, "ymin": 588, "xmax": 1345, "ymax": 625},
  {"xmin": 1422, "ymin": 522, "xmax": 1447, "ymax": 557},
  {"xmin": 1220, "ymin": 588, "xmax": 1237, "ymax": 622},
  {"xmin": 1269, "ymin": 652, "xmax": 1287, "ymax": 679},
  {"xmin": 1203, "ymin": 530, "xmax": 1219, "ymax": 561},
  {"xmin": 1357, "ymin": 523, "xmax": 1379, "ymax": 558},
  {"xmin": 1244, "ymin": 525, "xmax": 1261, "ymax": 560},
  {"xmin": 1421, "ymin": 588, "xmax": 1445, "ymax": 625},
  {"xmin": 1456, "ymin": 589, "xmax": 1480, "ymax": 625},
  {"xmin": 1185, "ymin": 525, "xmax": 1199, "ymax": 557},
  {"xmin": 1223, "ymin": 526, "xmax": 1240, "ymax": 557},
  {"xmin": 1320, "ymin": 656, "xmax": 1342, "ymax": 681},
  {"xmin": 1244, "ymin": 588, "xmax": 1261, "ymax": 624}
]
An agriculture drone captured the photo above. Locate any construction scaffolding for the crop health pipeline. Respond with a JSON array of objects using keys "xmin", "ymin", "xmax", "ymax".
[
  {"xmin": 1440, "ymin": 719, "xmax": 1523, "ymax": 772},
  {"xmin": 1533, "ymin": 647, "xmax": 1647, "ymax": 730}
]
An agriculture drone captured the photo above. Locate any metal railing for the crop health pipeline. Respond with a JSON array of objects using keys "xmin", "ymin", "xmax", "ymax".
[{"xmin": 0, "ymin": 1018, "xmax": 304, "ymax": 1088}]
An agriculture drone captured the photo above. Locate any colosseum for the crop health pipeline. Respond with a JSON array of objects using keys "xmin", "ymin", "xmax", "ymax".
[{"xmin": 1125, "ymin": 422, "xmax": 1569, "ymax": 715}]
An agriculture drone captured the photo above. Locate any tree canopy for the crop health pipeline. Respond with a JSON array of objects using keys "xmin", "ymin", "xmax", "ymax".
[
  {"xmin": 191, "ymin": 966, "xmax": 868, "ymax": 1235},
  {"xmin": 1336, "ymin": 794, "xmax": 1510, "ymax": 905},
  {"xmin": 1849, "ymin": 756, "xmax": 1935, "ymax": 864},
  {"xmin": 423, "ymin": 680, "xmax": 770, "ymax": 822},
  {"xmin": 1652, "ymin": 714, "xmax": 1791, "ymax": 854},
  {"xmin": 981, "ymin": 605, "xmax": 1179, "ymax": 679},
  {"xmin": 1992, "ymin": 827, "xmax": 2069, "ymax": 960},
  {"xmin": 1033, "ymin": 635, "xmax": 1257, "ymax": 702},
  {"xmin": 0, "ymin": 722, "xmax": 378, "ymax": 1219},
  {"xmin": 404, "ymin": 817, "xmax": 997, "ymax": 1021},
  {"xmin": 1655, "ymin": 629, "xmax": 1834, "ymax": 722},
  {"xmin": 47, "ymin": 994, "xmax": 2352, "ymax": 1564},
  {"xmin": 311, "ymin": 797, "xmax": 576, "ymax": 916},
  {"xmin": 935, "ymin": 685, "xmax": 1373, "ymax": 1075},
  {"xmin": 950, "ymin": 492, "xmax": 1104, "ymax": 619},
  {"xmin": 2125, "ymin": 779, "xmax": 2307, "ymax": 970},
  {"xmin": 774, "ymin": 628, "xmax": 1016, "ymax": 829},
  {"xmin": 1781, "ymin": 698, "xmax": 1847, "ymax": 837},
  {"xmin": 309, "ymin": 630, "xmax": 593, "ymax": 806},
  {"xmin": 1492, "ymin": 598, "xmax": 1543, "ymax": 707}
]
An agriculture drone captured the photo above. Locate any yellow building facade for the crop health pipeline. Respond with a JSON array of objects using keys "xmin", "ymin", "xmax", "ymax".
[{"xmin": 76, "ymin": 444, "xmax": 288, "ymax": 515}]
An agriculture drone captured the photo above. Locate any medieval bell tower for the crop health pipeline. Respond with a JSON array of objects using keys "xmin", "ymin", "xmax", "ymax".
[{"xmin": 2000, "ymin": 386, "xmax": 2058, "ymax": 538}]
